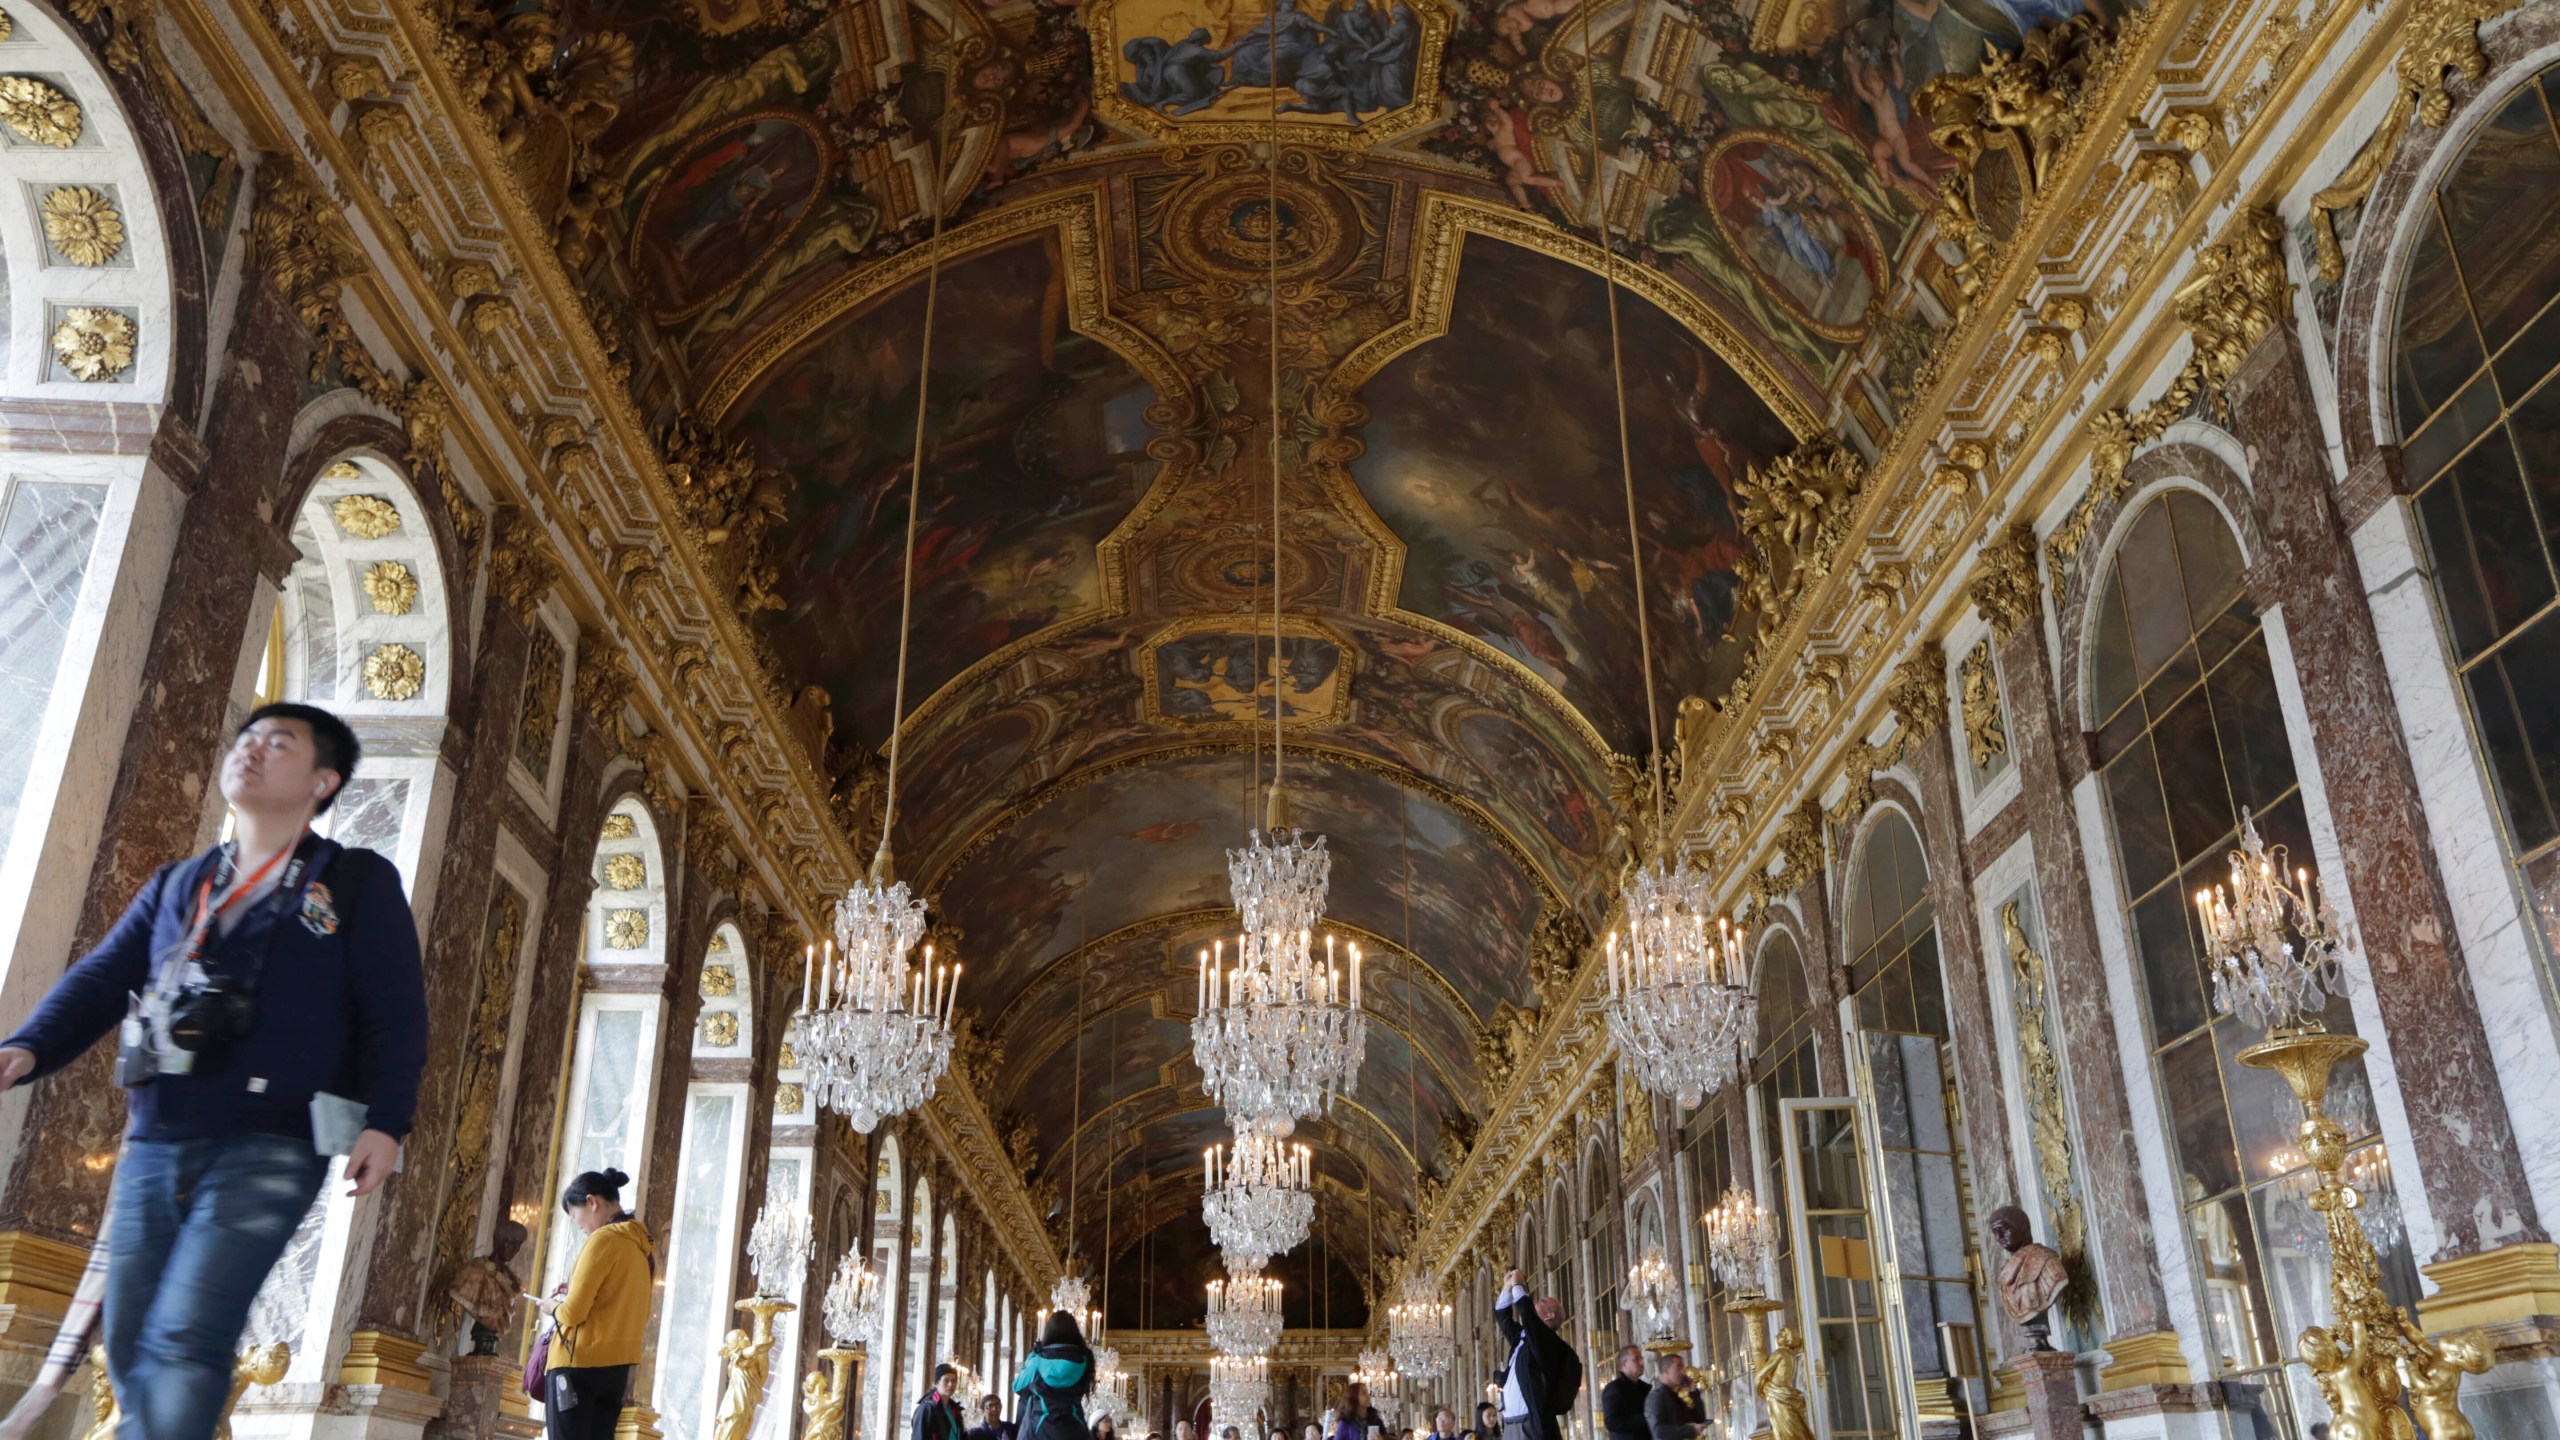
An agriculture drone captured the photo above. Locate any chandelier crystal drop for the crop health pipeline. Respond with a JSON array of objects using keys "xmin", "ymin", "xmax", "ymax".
[
  {"xmin": 1209, "ymin": 1355, "xmax": 1269, "ymax": 1424},
  {"xmin": 1192, "ymin": 831, "xmax": 1367, "ymax": 1135},
  {"xmin": 1091, "ymin": 1345, "xmax": 1133, "ymax": 1426},
  {"xmin": 1051, "ymin": 1270, "xmax": 1093, "ymax": 1321},
  {"xmin": 1603, "ymin": 859, "xmax": 1754, "ymax": 1109},
  {"xmin": 1206, "ymin": 1265, "xmax": 1285, "ymax": 1357},
  {"xmin": 1386, "ymin": 1273, "xmax": 1453, "ymax": 1379},
  {"xmin": 822, "ymin": 1253, "xmax": 886, "ymax": 1347},
  {"xmin": 1625, "ymin": 1247, "xmax": 1677, "ymax": 1343},
  {"xmin": 746, "ymin": 1200, "xmax": 813, "ymax": 1300},
  {"xmin": 2196, "ymin": 807, "xmax": 2353, "ymax": 1032},
  {"xmin": 1703, "ymin": 1186, "xmax": 1775, "ymax": 1294},
  {"xmin": 1202, "ymin": 1132, "xmax": 1316, "ymax": 1268},
  {"xmin": 1352, "ymin": 1349, "xmax": 1397, "ymax": 1393},
  {"xmin": 792, "ymin": 883, "xmax": 959, "ymax": 1133}
]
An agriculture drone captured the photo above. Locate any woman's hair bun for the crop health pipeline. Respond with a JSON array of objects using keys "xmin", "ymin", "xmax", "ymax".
[{"xmin": 604, "ymin": 1167, "xmax": 631, "ymax": 1187}]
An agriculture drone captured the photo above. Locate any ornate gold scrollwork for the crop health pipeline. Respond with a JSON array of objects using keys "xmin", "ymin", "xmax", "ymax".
[
  {"xmin": 1959, "ymin": 640, "xmax": 2008, "ymax": 768},
  {"xmin": 2312, "ymin": 0, "xmax": 2525, "ymax": 281},
  {"xmin": 0, "ymin": 74, "xmax": 80, "ymax": 146}
]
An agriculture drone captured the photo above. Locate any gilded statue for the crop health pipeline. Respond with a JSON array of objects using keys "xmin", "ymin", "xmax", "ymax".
[
  {"xmin": 215, "ymin": 1343, "xmax": 290, "ymax": 1440},
  {"xmin": 2400, "ymin": 1331, "xmax": 2492, "ymax": 1440},
  {"xmin": 83, "ymin": 1346, "xmax": 116, "ymax": 1440},
  {"xmin": 2300, "ymin": 1322, "xmax": 2390, "ymax": 1440},
  {"xmin": 804, "ymin": 1364, "xmax": 849, "ymax": 1438},
  {"xmin": 1755, "ymin": 1326, "xmax": 1815, "ymax": 1440},
  {"xmin": 712, "ymin": 1312, "xmax": 779, "ymax": 1440}
]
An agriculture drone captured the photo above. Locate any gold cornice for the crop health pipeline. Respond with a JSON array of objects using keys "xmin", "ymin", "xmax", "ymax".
[{"xmin": 916, "ymin": 737, "xmax": 1569, "ymax": 913}]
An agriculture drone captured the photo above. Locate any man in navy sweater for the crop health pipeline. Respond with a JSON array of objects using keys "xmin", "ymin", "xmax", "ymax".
[{"xmin": 0, "ymin": 703, "xmax": 428, "ymax": 1440}]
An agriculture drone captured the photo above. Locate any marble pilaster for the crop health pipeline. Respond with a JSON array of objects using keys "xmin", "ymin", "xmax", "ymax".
[
  {"xmin": 2227, "ymin": 328, "xmax": 2547, "ymax": 1259},
  {"xmin": 0, "ymin": 276, "xmax": 310, "ymax": 1243},
  {"xmin": 1993, "ymin": 597, "xmax": 2176, "ymax": 1346},
  {"xmin": 2008, "ymin": 1349, "xmax": 2083, "ymax": 1440},
  {"xmin": 1887, "ymin": 750, "xmax": 2028, "ymax": 1367},
  {"xmin": 354, "ymin": 597, "xmax": 531, "ymax": 1340}
]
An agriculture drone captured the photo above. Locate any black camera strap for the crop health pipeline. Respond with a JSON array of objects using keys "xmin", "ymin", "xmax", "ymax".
[{"xmin": 157, "ymin": 831, "xmax": 325, "ymax": 1011}]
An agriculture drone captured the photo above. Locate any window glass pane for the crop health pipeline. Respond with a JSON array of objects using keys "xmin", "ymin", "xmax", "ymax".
[
  {"xmin": 2406, "ymin": 371, "xmax": 2505, "ymax": 488},
  {"xmin": 2438, "ymin": 87, "xmax": 2560, "ymax": 350},
  {"xmin": 2161, "ymin": 1030, "xmax": 2239, "ymax": 1197},
  {"xmin": 2448, "ymin": 430, "xmax": 2557, "ymax": 641},
  {"xmin": 2190, "ymin": 1193, "xmax": 2278, "ymax": 1372},
  {"xmin": 2206, "ymin": 635, "xmax": 2297, "ymax": 815},
  {"xmin": 2118, "ymin": 502, "xmax": 2192, "ymax": 680},
  {"xmin": 2465, "ymin": 609, "xmax": 2560, "ymax": 850},
  {"xmin": 660, "ymin": 1092, "xmax": 739, "ymax": 1440},
  {"xmin": 2090, "ymin": 572, "xmax": 2139, "ymax": 724},
  {"xmin": 2152, "ymin": 686, "xmax": 2236, "ymax": 864},
  {"xmin": 0, "ymin": 481, "xmax": 105, "ymax": 851},
  {"xmin": 2493, "ymin": 295, "xmax": 2560, "ymax": 401},
  {"xmin": 2104, "ymin": 737, "xmax": 2177, "ymax": 898},
  {"xmin": 2168, "ymin": 491, "xmax": 2245, "ymax": 621},
  {"xmin": 2131, "ymin": 882, "xmax": 2209, "ymax": 1043},
  {"xmin": 2507, "ymin": 384, "xmax": 2560, "ymax": 552},
  {"xmin": 2396, "ymin": 209, "xmax": 2487, "ymax": 428},
  {"xmin": 2418, "ymin": 462, "xmax": 2504, "ymax": 657}
]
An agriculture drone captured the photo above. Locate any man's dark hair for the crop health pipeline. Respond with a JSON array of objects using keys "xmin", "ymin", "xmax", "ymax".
[{"xmin": 239, "ymin": 702, "xmax": 361, "ymax": 814}]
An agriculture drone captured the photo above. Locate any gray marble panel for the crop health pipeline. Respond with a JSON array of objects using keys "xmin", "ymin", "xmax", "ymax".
[
  {"xmin": 0, "ymin": 480, "xmax": 103, "ymax": 848},
  {"xmin": 330, "ymin": 776, "xmax": 409, "ymax": 860}
]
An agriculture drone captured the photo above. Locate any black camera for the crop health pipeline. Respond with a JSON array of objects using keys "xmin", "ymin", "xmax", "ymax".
[{"xmin": 163, "ymin": 978, "xmax": 256, "ymax": 1053}]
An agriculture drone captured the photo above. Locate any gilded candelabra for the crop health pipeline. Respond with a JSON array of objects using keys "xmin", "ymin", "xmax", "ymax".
[
  {"xmin": 1703, "ymin": 1187, "xmax": 1786, "ymax": 1432},
  {"xmin": 804, "ymin": 1346, "xmax": 862, "ymax": 1440},
  {"xmin": 2199, "ymin": 811, "xmax": 2490, "ymax": 1435},
  {"xmin": 713, "ymin": 1296, "xmax": 793, "ymax": 1440}
]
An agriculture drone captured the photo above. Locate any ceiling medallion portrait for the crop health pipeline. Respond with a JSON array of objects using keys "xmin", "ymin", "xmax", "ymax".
[
  {"xmin": 1138, "ymin": 614, "xmax": 1356, "ymax": 728},
  {"xmin": 1698, "ymin": 129, "xmax": 1888, "ymax": 342},
  {"xmin": 629, "ymin": 109, "xmax": 832, "ymax": 323},
  {"xmin": 1088, "ymin": 0, "xmax": 1453, "ymax": 146}
]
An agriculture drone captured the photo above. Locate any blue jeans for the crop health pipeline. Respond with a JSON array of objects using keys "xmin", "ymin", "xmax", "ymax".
[{"xmin": 103, "ymin": 1135, "xmax": 328, "ymax": 1440}]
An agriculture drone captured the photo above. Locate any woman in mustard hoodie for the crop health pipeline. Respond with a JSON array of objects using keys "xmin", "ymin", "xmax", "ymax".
[{"xmin": 539, "ymin": 1168, "xmax": 657, "ymax": 1440}]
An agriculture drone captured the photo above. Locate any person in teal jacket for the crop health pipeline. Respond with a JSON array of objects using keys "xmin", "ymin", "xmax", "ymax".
[{"xmin": 1013, "ymin": 1310, "xmax": 1097, "ymax": 1440}]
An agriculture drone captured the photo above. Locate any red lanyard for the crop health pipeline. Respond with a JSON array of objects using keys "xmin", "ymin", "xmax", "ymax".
[{"xmin": 192, "ymin": 833, "xmax": 303, "ymax": 942}]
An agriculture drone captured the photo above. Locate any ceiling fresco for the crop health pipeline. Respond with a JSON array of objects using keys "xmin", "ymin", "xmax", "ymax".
[{"xmin": 533, "ymin": 0, "xmax": 2103, "ymax": 1300}]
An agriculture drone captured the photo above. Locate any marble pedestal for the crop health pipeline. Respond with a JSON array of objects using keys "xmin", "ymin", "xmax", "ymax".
[
  {"xmin": 430, "ymin": 1354, "xmax": 517, "ymax": 1440},
  {"xmin": 2010, "ymin": 1349, "xmax": 2082, "ymax": 1440}
]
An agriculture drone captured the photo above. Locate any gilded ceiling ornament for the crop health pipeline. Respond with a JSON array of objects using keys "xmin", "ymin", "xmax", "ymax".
[
  {"xmin": 40, "ymin": 186, "xmax": 125, "ymax": 266},
  {"xmin": 701, "ymin": 1011, "xmax": 740, "ymax": 1047},
  {"xmin": 2314, "ymin": 0, "xmax": 2518, "ymax": 278},
  {"xmin": 700, "ymin": 963, "xmax": 737, "ymax": 998},
  {"xmin": 487, "ymin": 509, "xmax": 559, "ymax": 623},
  {"xmin": 333, "ymin": 494, "xmax": 403, "ymax": 539},
  {"xmin": 1959, "ymin": 640, "xmax": 2009, "ymax": 769},
  {"xmin": 602, "ymin": 852, "xmax": 647, "ymax": 890},
  {"xmin": 516, "ymin": 623, "xmax": 563, "ymax": 781},
  {"xmin": 2001, "ymin": 900, "xmax": 2095, "ymax": 1329},
  {"xmin": 322, "ymin": 461, "xmax": 364, "ymax": 481},
  {"xmin": 1913, "ymin": 14, "xmax": 2114, "ymax": 196},
  {"xmin": 1618, "ymin": 1067, "xmax": 1657, "ymax": 1171},
  {"xmin": 604, "ymin": 907, "xmax": 649, "ymax": 949},
  {"xmin": 1969, "ymin": 523, "xmax": 2040, "ymax": 641},
  {"xmin": 0, "ymin": 75, "xmax": 81, "ymax": 147},
  {"xmin": 362, "ymin": 643, "xmax": 426, "ymax": 700},
  {"xmin": 50, "ymin": 307, "xmax": 135, "ymax": 382},
  {"xmin": 600, "ymin": 812, "xmax": 637, "ymax": 841},
  {"xmin": 362, "ymin": 559, "xmax": 419, "ymax": 615},
  {"xmin": 1886, "ymin": 652, "xmax": 1949, "ymax": 737},
  {"xmin": 1733, "ymin": 436, "xmax": 1870, "ymax": 630},
  {"xmin": 779, "ymin": 1041, "xmax": 798, "ymax": 1070},
  {"xmin": 776, "ymin": 1082, "xmax": 804, "ymax": 1115},
  {"xmin": 0, "ymin": 10, "xmax": 12, "ymax": 39},
  {"xmin": 430, "ymin": 888, "xmax": 528, "ymax": 1300}
]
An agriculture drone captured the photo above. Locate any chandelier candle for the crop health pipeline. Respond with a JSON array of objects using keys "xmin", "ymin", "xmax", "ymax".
[
  {"xmin": 1202, "ymin": 1132, "xmax": 1315, "ymax": 1267},
  {"xmin": 1206, "ymin": 1267, "xmax": 1285, "ymax": 1356},
  {"xmin": 1603, "ymin": 863, "xmax": 1754, "ymax": 1109},
  {"xmin": 792, "ymin": 877, "xmax": 961, "ymax": 1131},
  {"xmin": 1191, "ymin": 827, "xmax": 1367, "ymax": 1134},
  {"xmin": 1387, "ymin": 1274, "xmax": 1454, "ymax": 1378}
]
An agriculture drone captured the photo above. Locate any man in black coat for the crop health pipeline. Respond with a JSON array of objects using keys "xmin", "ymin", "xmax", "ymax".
[
  {"xmin": 915, "ymin": 1363, "xmax": 969, "ymax": 1440},
  {"xmin": 1598, "ymin": 1347, "xmax": 1649, "ymax": 1440},
  {"xmin": 1492, "ymin": 1268, "xmax": 1586, "ymax": 1440}
]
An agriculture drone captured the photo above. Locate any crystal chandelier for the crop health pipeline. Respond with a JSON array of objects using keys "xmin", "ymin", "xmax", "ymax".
[
  {"xmin": 1386, "ymin": 1273, "xmax": 1452, "ymax": 1379},
  {"xmin": 1351, "ymin": 1349, "xmax": 1397, "ymax": 1393},
  {"xmin": 1625, "ymin": 1247, "xmax": 1677, "ymax": 1343},
  {"xmin": 1202, "ymin": 1132, "xmax": 1315, "ymax": 1268},
  {"xmin": 747, "ymin": 1200, "xmax": 812, "ymax": 1300},
  {"xmin": 1051, "ymin": 1270, "xmax": 1092, "ymax": 1319},
  {"xmin": 822, "ymin": 1253, "xmax": 885, "ymax": 1347},
  {"xmin": 1091, "ymin": 1344, "xmax": 1133, "ymax": 1425},
  {"xmin": 1703, "ymin": 1187, "xmax": 1774, "ymax": 1294},
  {"xmin": 1209, "ymin": 1355, "xmax": 1269, "ymax": 1424},
  {"xmin": 2195, "ymin": 808, "xmax": 2352, "ymax": 1031},
  {"xmin": 1193, "ymin": 831, "xmax": 1368, "ymax": 1135},
  {"xmin": 1604, "ymin": 862, "xmax": 1753, "ymax": 1109},
  {"xmin": 793, "ymin": 898, "xmax": 960, "ymax": 1133},
  {"xmin": 1206, "ymin": 1264, "xmax": 1285, "ymax": 1357}
]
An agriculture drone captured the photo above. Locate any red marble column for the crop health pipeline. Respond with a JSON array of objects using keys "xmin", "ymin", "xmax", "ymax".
[
  {"xmin": 1993, "ymin": 596, "xmax": 2177, "ymax": 1343},
  {"xmin": 0, "ymin": 277, "xmax": 310, "ymax": 1242},
  {"xmin": 352, "ymin": 599, "xmax": 531, "ymax": 1340},
  {"xmin": 2226, "ymin": 329, "xmax": 2546, "ymax": 1258}
]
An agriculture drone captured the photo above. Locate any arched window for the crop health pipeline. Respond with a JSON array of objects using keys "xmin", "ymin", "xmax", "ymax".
[
  {"xmin": 2395, "ymin": 68, "xmax": 2560, "ymax": 968},
  {"xmin": 938, "ymin": 1211, "xmax": 960, "ymax": 1378},
  {"xmin": 544, "ymin": 796, "xmax": 672, "ymax": 1294},
  {"xmin": 241, "ymin": 455, "xmax": 461, "ymax": 1380},
  {"xmin": 2090, "ymin": 489, "xmax": 2413, "ymax": 1420},
  {"xmin": 657, "ymin": 921, "xmax": 756, "ymax": 1440},
  {"xmin": 867, "ymin": 1139, "xmax": 908, "ymax": 1440},
  {"xmin": 1581, "ymin": 1143, "xmax": 1619, "ymax": 1357},
  {"xmin": 1749, "ymin": 931, "xmax": 1815, "ymax": 1312},
  {"xmin": 909, "ymin": 1175, "xmax": 937, "ymax": 1401}
]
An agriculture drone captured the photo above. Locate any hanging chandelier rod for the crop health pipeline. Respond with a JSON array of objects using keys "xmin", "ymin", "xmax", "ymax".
[
  {"xmin": 873, "ymin": 70, "xmax": 956, "ymax": 883},
  {"xmin": 1578, "ymin": 0, "xmax": 1665, "ymax": 853},
  {"xmin": 1265, "ymin": 0, "xmax": 1287, "ymax": 821}
]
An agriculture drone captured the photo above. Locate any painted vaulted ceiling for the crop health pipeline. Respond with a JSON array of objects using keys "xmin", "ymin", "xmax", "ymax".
[{"xmin": 537, "ymin": 0, "xmax": 2105, "ymax": 1293}]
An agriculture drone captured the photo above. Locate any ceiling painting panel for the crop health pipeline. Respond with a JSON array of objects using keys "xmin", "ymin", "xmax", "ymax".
[
  {"xmin": 1345, "ymin": 230, "xmax": 1792, "ymax": 751},
  {"xmin": 730, "ymin": 234, "xmax": 1165, "ymax": 748}
]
